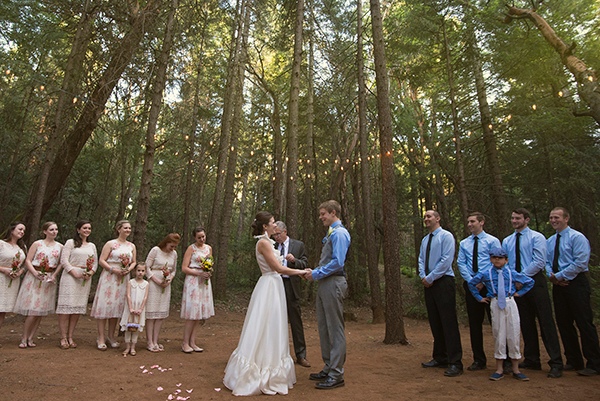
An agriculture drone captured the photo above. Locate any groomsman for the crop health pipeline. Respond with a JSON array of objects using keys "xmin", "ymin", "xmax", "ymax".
[
  {"xmin": 419, "ymin": 210, "xmax": 463, "ymax": 377},
  {"xmin": 502, "ymin": 208, "xmax": 563, "ymax": 378},
  {"xmin": 273, "ymin": 221, "xmax": 311, "ymax": 368},
  {"xmin": 547, "ymin": 207, "xmax": 600, "ymax": 376},
  {"xmin": 457, "ymin": 212, "xmax": 500, "ymax": 371}
]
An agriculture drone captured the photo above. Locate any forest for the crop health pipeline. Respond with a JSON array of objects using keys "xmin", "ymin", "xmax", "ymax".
[{"xmin": 1, "ymin": 0, "xmax": 599, "ymax": 343}]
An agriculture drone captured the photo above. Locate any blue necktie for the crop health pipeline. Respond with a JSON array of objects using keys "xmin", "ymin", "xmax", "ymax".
[{"xmin": 497, "ymin": 269, "xmax": 506, "ymax": 309}]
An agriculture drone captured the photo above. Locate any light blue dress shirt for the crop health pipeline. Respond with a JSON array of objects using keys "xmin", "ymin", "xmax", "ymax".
[
  {"xmin": 312, "ymin": 220, "xmax": 351, "ymax": 281},
  {"xmin": 468, "ymin": 265, "xmax": 534, "ymax": 301},
  {"xmin": 502, "ymin": 227, "xmax": 547, "ymax": 277},
  {"xmin": 545, "ymin": 226, "xmax": 590, "ymax": 281},
  {"xmin": 418, "ymin": 227, "xmax": 455, "ymax": 284},
  {"xmin": 457, "ymin": 231, "xmax": 501, "ymax": 282}
]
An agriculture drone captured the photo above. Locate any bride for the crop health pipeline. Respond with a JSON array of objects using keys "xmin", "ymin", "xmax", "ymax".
[{"xmin": 223, "ymin": 211, "xmax": 307, "ymax": 396}]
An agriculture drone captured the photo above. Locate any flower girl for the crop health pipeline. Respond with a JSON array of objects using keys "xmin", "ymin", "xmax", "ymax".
[{"xmin": 120, "ymin": 263, "xmax": 149, "ymax": 356}]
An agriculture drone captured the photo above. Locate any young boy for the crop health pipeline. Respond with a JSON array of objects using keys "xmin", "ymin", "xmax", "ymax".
[{"xmin": 468, "ymin": 247, "xmax": 534, "ymax": 381}]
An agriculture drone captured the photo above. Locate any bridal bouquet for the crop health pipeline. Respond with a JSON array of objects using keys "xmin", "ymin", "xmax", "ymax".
[
  {"xmin": 8, "ymin": 252, "xmax": 21, "ymax": 288},
  {"xmin": 200, "ymin": 256, "xmax": 213, "ymax": 286},
  {"xmin": 161, "ymin": 263, "xmax": 170, "ymax": 293},
  {"xmin": 82, "ymin": 255, "xmax": 95, "ymax": 286},
  {"xmin": 38, "ymin": 255, "xmax": 49, "ymax": 288},
  {"xmin": 118, "ymin": 253, "xmax": 131, "ymax": 284}
]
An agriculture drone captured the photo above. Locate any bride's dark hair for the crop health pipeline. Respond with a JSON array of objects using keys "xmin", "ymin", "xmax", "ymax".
[{"xmin": 251, "ymin": 211, "xmax": 273, "ymax": 236}]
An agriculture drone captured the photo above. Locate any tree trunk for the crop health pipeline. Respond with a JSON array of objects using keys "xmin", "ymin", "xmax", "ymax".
[
  {"xmin": 466, "ymin": 17, "xmax": 508, "ymax": 235},
  {"xmin": 23, "ymin": 0, "xmax": 96, "ymax": 242},
  {"xmin": 211, "ymin": 0, "xmax": 248, "ymax": 299},
  {"xmin": 284, "ymin": 0, "xmax": 304, "ymax": 237},
  {"xmin": 442, "ymin": 18, "xmax": 469, "ymax": 235},
  {"xmin": 358, "ymin": 0, "xmax": 384, "ymax": 324},
  {"xmin": 134, "ymin": 0, "xmax": 179, "ymax": 252},
  {"xmin": 27, "ymin": 0, "xmax": 162, "ymax": 228},
  {"xmin": 208, "ymin": 0, "xmax": 245, "ymax": 242},
  {"xmin": 369, "ymin": 0, "xmax": 407, "ymax": 344},
  {"xmin": 505, "ymin": 6, "xmax": 600, "ymax": 125}
]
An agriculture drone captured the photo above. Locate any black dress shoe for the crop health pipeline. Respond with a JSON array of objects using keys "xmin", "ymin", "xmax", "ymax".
[
  {"xmin": 309, "ymin": 371, "xmax": 329, "ymax": 381},
  {"xmin": 315, "ymin": 376, "xmax": 345, "ymax": 389},
  {"xmin": 467, "ymin": 362, "xmax": 486, "ymax": 371},
  {"xmin": 444, "ymin": 365, "xmax": 463, "ymax": 377},
  {"xmin": 421, "ymin": 359, "xmax": 448, "ymax": 368},
  {"xmin": 518, "ymin": 361, "xmax": 542, "ymax": 370},
  {"xmin": 547, "ymin": 367, "xmax": 563, "ymax": 378}
]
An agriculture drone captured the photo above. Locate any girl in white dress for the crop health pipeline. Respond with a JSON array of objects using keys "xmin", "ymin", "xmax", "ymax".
[
  {"xmin": 223, "ymin": 212, "xmax": 307, "ymax": 396},
  {"xmin": 90, "ymin": 220, "xmax": 136, "ymax": 350},
  {"xmin": 144, "ymin": 233, "xmax": 179, "ymax": 352},
  {"xmin": 120, "ymin": 263, "xmax": 149, "ymax": 356},
  {"xmin": 56, "ymin": 220, "xmax": 98, "ymax": 349},
  {"xmin": 14, "ymin": 221, "xmax": 63, "ymax": 348},
  {"xmin": 180, "ymin": 227, "xmax": 214, "ymax": 353},
  {"xmin": 0, "ymin": 222, "xmax": 27, "ymax": 330}
]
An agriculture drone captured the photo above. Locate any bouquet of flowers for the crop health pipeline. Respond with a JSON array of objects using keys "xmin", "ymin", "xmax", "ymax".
[
  {"xmin": 8, "ymin": 252, "xmax": 21, "ymax": 288},
  {"xmin": 118, "ymin": 253, "xmax": 130, "ymax": 284},
  {"xmin": 38, "ymin": 255, "xmax": 49, "ymax": 288},
  {"xmin": 82, "ymin": 255, "xmax": 95, "ymax": 286},
  {"xmin": 161, "ymin": 263, "xmax": 170, "ymax": 293},
  {"xmin": 200, "ymin": 256, "xmax": 213, "ymax": 286}
]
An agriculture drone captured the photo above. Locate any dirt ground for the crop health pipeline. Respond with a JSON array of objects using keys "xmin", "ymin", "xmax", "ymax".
[{"xmin": 1, "ymin": 302, "xmax": 599, "ymax": 401}]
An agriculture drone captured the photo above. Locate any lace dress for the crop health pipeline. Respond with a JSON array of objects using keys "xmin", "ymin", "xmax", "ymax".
[
  {"xmin": 56, "ymin": 239, "xmax": 98, "ymax": 314},
  {"xmin": 0, "ymin": 240, "xmax": 26, "ymax": 312},
  {"xmin": 145, "ymin": 246, "xmax": 177, "ymax": 319}
]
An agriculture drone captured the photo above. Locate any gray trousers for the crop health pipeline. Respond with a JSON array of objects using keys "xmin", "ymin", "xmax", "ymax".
[{"xmin": 316, "ymin": 275, "xmax": 348, "ymax": 379}]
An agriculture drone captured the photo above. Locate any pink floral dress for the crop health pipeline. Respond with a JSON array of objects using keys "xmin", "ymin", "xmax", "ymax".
[
  {"xmin": 13, "ymin": 240, "xmax": 62, "ymax": 316},
  {"xmin": 180, "ymin": 244, "xmax": 214, "ymax": 320},
  {"xmin": 0, "ymin": 240, "xmax": 26, "ymax": 312},
  {"xmin": 90, "ymin": 240, "xmax": 135, "ymax": 319}
]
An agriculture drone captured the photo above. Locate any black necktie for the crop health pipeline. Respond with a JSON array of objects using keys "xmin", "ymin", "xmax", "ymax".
[
  {"xmin": 280, "ymin": 243, "xmax": 285, "ymax": 257},
  {"xmin": 552, "ymin": 234, "xmax": 561, "ymax": 273},
  {"xmin": 515, "ymin": 232, "xmax": 522, "ymax": 272},
  {"xmin": 472, "ymin": 236, "xmax": 479, "ymax": 273},
  {"xmin": 425, "ymin": 233, "xmax": 433, "ymax": 275}
]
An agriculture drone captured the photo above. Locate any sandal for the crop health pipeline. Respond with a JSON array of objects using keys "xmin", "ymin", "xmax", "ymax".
[
  {"xmin": 69, "ymin": 339, "xmax": 77, "ymax": 349},
  {"xmin": 19, "ymin": 341, "xmax": 27, "ymax": 349},
  {"xmin": 60, "ymin": 338, "xmax": 70, "ymax": 349},
  {"xmin": 27, "ymin": 340, "xmax": 36, "ymax": 348},
  {"xmin": 157, "ymin": 344, "xmax": 164, "ymax": 351},
  {"xmin": 107, "ymin": 339, "xmax": 120, "ymax": 348},
  {"xmin": 146, "ymin": 345, "xmax": 159, "ymax": 353},
  {"xmin": 130, "ymin": 349, "xmax": 136, "ymax": 356},
  {"xmin": 122, "ymin": 349, "xmax": 129, "ymax": 356},
  {"xmin": 192, "ymin": 345, "xmax": 204, "ymax": 352},
  {"xmin": 97, "ymin": 341, "xmax": 108, "ymax": 351}
]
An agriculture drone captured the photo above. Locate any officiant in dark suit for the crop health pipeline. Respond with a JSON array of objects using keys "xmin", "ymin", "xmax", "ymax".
[{"xmin": 274, "ymin": 221, "xmax": 311, "ymax": 368}]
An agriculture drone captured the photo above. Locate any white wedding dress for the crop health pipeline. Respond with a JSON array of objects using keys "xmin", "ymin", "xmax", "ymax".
[{"xmin": 223, "ymin": 234, "xmax": 296, "ymax": 396}]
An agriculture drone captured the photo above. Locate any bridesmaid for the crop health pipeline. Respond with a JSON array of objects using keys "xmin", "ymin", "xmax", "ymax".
[
  {"xmin": 56, "ymin": 220, "xmax": 98, "ymax": 349},
  {"xmin": 14, "ymin": 221, "xmax": 63, "ymax": 348},
  {"xmin": 0, "ymin": 222, "xmax": 27, "ymax": 330},
  {"xmin": 144, "ymin": 233, "xmax": 180, "ymax": 352},
  {"xmin": 90, "ymin": 220, "xmax": 136, "ymax": 350},
  {"xmin": 180, "ymin": 227, "xmax": 214, "ymax": 353}
]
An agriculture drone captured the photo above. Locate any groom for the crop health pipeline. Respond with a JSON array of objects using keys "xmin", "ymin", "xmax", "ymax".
[{"xmin": 305, "ymin": 200, "xmax": 351, "ymax": 390}]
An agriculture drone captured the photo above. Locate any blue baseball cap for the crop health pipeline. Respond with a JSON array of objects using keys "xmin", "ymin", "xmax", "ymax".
[{"xmin": 489, "ymin": 247, "xmax": 508, "ymax": 258}]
